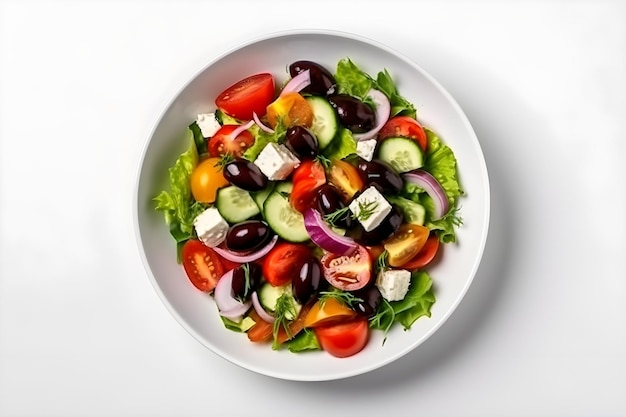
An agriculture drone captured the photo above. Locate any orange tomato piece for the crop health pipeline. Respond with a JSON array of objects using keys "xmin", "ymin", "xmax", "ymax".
[
  {"xmin": 266, "ymin": 92, "xmax": 313, "ymax": 128},
  {"xmin": 383, "ymin": 223, "xmax": 430, "ymax": 267},
  {"xmin": 190, "ymin": 157, "xmax": 229, "ymax": 203},
  {"xmin": 303, "ymin": 297, "xmax": 357, "ymax": 328}
]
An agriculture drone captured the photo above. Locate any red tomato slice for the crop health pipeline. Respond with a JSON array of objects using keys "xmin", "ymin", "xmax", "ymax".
[
  {"xmin": 215, "ymin": 73, "xmax": 275, "ymax": 120},
  {"xmin": 262, "ymin": 243, "xmax": 312, "ymax": 287},
  {"xmin": 378, "ymin": 116, "xmax": 428, "ymax": 152},
  {"xmin": 320, "ymin": 245, "xmax": 372, "ymax": 291},
  {"xmin": 402, "ymin": 234, "xmax": 441, "ymax": 270},
  {"xmin": 314, "ymin": 316, "xmax": 370, "ymax": 358},
  {"xmin": 290, "ymin": 160, "xmax": 326, "ymax": 213},
  {"xmin": 180, "ymin": 240, "xmax": 225, "ymax": 292},
  {"xmin": 207, "ymin": 125, "xmax": 255, "ymax": 158}
]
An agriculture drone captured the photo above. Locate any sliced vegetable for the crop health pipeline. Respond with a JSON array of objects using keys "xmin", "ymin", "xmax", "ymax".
[
  {"xmin": 214, "ymin": 269, "xmax": 252, "ymax": 320},
  {"xmin": 403, "ymin": 169, "xmax": 449, "ymax": 220},
  {"xmin": 303, "ymin": 208, "xmax": 357, "ymax": 256},
  {"xmin": 314, "ymin": 316, "xmax": 369, "ymax": 358},
  {"xmin": 215, "ymin": 73, "xmax": 275, "ymax": 120},
  {"xmin": 251, "ymin": 291, "xmax": 275, "ymax": 323},
  {"xmin": 213, "ymin": 235, "xmax": 278, "ymax": 263},
  {"xmin": 281, "ymin": 69, "xmax": 311, "ymax": 95},
  {"xmin": 303, "ymin": 297, "xmax": 357, "ymax": 327},
  {"xmin": 253, "ymin": 111, "xmax": 274, "ymax": 133},
  {"xmin": 181, "ymin": 240, "xmax": 225, "ymax": 292},
  {"xmin": 353, "ymin": 89, "xmax": 390, "ymax": 141}
]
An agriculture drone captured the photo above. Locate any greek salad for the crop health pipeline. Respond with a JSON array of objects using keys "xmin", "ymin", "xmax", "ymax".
[{"xmin": 154, "ymin": 58, "xmax": 463, "ymax": 358}]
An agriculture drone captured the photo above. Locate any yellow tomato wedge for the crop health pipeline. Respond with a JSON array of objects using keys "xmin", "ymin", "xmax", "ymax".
[
  {"xmin": 190, "ymin": 157, "xmax": 229, "ymax": 203},
  {"xmin": 303, "ymin": 297, "xmax": 356, "ymax": 328},
  {"xmin": 383, "ymin": 223, "xmax": 430, "ymax": 267},
  {"xmin": 266, "ymin": 92, "xmax": 313, "ymax": 128}
]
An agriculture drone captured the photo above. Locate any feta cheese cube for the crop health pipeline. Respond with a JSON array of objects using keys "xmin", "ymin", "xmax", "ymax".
[
  {"xmin": 356, "ymin": 139, "xmax": 377, "ymax": 162},
  {"xmin": 253, "ymin": 143, "xmax": 300, "ymax": 180},
  {"xmin": 196, "ymin": 113, "xmax": 221, "ymax": 138},
  {"xmin": 376, "ymin": 269, "xmax": 411, "ymax": 301},
  {"xmin": 193, "ymin": 207, "xmax": 228, "ymax": 248},
  {"xmin": 348, "ymin": 186, "xmax": 392, "ymax": 232}
]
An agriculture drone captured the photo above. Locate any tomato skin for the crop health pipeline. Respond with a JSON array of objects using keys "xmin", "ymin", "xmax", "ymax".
[
  {"xmin": 378, "ymin": 116, "xmax": 428, "ymax": 152},
  {"xmin": 215, "ymin": 73, "xmax": 275, "ymax": 120},
  {"xmin": 383, "ymin": 223, "xmax": 430, "ymax": 267},
  {"xmin": 190, "ymin": 157, "xmax": 229, "ymax": 203},
  {"xmin": 303, "ymin": 297, "xmax": 356, "ymax": 328},
  {"xmin": 328, "ymin": 159, "xmax": 364, "ymax": 199},
  {"xmin": 320, "ymin": 245, "xmax": 372, "ymax": 291},
  {"xmin": 266, "ymin": 92, "xmax": 313, "ymax": 128},
  {"xmin": 290, "ymin": 160, "xmax": 326, "ymax": 213},
  {"xmin": 314, "ymin": 317, "xmax": 370, "ymax": 358},
  {"xmin": 207, "ymin": 125, "xmax": 255, "ymax": 158},
  {"xmin": 181, "ymin": 240, "xmax": 225, "ymax": 292},
  {"xmin": 402, "ymin": 234, "xmax": 441, "ymax": 270},
  {"xmin": 262, "ymin": 243, "xmax": 312, "ymax": 287}
]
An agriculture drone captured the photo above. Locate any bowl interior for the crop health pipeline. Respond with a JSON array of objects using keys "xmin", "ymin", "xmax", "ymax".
[{"xmin": 134, "ymin": 30, "xmax": 490, "ymax": 381}]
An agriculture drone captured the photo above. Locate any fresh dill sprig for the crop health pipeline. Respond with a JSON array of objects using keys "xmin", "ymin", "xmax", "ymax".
[
  {"xmin": 272, "ymin": 293, "xmax": 297, "ymax": 350},
  {"xmin": 374, "ymin": 250, "xmax": 389, "ymax": 274},
  {"xmin": 324, "ymin": 206, "xmax": 351, "ymax": 227},
  {"xmin": 369, "ymin": 298, "xmax": 395, "ymax": 345},
  {"xmin": 355, "ymin": 199, "xmax": 378, "ymax": 221},
  {"xmin": 319, "ymin": 289, "xmax": 363, "ymax": 308}
]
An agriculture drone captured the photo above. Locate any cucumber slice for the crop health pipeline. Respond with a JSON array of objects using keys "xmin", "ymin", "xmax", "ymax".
[
  {"xmin": 377, "ymin": 137, "xmax": 424, "ymax": 173},
  {"xmin": 262, "ymin": 183, "xmax": 309, "ymax": 242},
  {"xmin": 216, "ymin": 185, "xmax": 260, "ymax": 223},
  {"xmin": 251, "ymin": 183, "xmax": 275, "ymax": 210},
  {"xmin": 388, "ymin": 195, "xmax": 426, "ymax": 225},
  {"xmin": 306, "ymin": 96, "xmax": 338, "ymax": 149},
  {"xmin": 258, "ymin": 283, "xmax": 301, "ymax": 320}
]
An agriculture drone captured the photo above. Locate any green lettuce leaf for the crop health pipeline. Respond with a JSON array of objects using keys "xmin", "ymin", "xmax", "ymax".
[
  {"xmin": 321, "ymin": 127, "xmax": 357, "ymax": 160},
  {"xmin": 286, "ymin": 329, "xmax": 321, "ymax": 353},
  {"xmin": 153, "ymin": 128, "xmax": 205, "ymax": 261},
  {"xmin": 376, "ymin": 69, "xmax": 416, "ymax": 118},
  {"xmin": 243, "ymin": 122, "xmax": 287, "ymax": 162}
]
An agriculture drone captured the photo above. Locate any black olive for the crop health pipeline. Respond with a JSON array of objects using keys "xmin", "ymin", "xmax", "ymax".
[
  {"xmin": 349, "ymin": 205, "xmax": 404, "ymax": 246},
  {"xmin": 327, "ymin": 94, "xmax": 376, "ymax": 133},
  {"xmin": 316, "ymin": 184, "xmax": 354, "ymax": 229},
  {"xmin": 351, "ymin": 286, "xmax": 382, "ymax": 318},
  {"xmin": 231, "ymin": 262, "xmax": 262, "ymax": 302},
  {"xmin": 225, "ymin": 220, "xmax": 272, "ymax": 252},
  {"xmin": 289, "ymin": 60, "xmax": 337, "ymax": 96},
  {"xmin": 292, "ymin": 258, "xmax": 322, "ymax": 304},
  {"xmin": 223, "ymin": 159, "xmax": 268, "ymax": 191},
  {"xmin": 285, "ymin": 126, "xmax": 318, "ymax": 159},
  {"xmin": 355, "ymin": 158, "xmax": 403, "ymax": 194}
]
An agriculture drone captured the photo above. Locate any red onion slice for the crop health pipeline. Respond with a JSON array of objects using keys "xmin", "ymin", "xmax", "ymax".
[
  {"xmin": 403, "ymin": 169, "xmax": 449, "ymax": 220},
  {"xmin": 251, "ymin": 291, "xmax": 275, "ymax": 323},
  {"xmin": 280, "ymin": 69, "xmax": 311, "ymax": 96},
  {"xmin": 253, "ymin": 112, "xmax": 274, "ymax": 133},
  {"xmin": 354, "ymin": 89, "xmax": 391, "ymax": 141},
  {"xmin": 213, "ymin": 235, "xmax": 279, "ymax": 263},
  {"xmin": 227, "ymin": 119, "xmax": 255, "ymax": 141},
  {"xmin": 214, "ymin": 270, "xmax": 251, "ymax": 319},
  {"xmin": 303, "ymin": 208, "xmax": 357, "ymax": 255}
]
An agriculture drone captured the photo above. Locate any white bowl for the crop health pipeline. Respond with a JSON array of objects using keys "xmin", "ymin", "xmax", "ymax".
[{"xmin": 133, "ymin": 29, "xmax": 490, "ymax": 381}]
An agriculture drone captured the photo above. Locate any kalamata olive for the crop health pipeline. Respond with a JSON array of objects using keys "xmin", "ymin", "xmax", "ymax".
[
  {"xmin": 316, "ymin": 184, "xmax": 354, "ymax": 229},
  {"xmin": 231, "ymin": 262, "xmax": 262, "ymax": 302},
  {"xmin": 285, "ymin": 126, "xmax": 318, "ymax": 159},
  {"xmin": 327, "ymin": 94, "xmax": 376, "ymax": 133},
  {"xmin": 355, "ymin": 158, "xmax": 403, "ymax": 194},
  {"xmin": 352, "ymin": 285, "xmax": 382, "ymax": 318},
  {"xmin": 289, "ymin": 60, "xmax": 337, "ymax": 96},
  {"xmin": 223, "ymin": 159, "xmax": 268, "ymax": 191},
  {"xmin": 225, "ymin": 220, "xmax": 272, "ymax": 252},
  {"xmin": 292, "ymin": 257, "xmax": 322, "ymax": 304},
  {"xmin": 350, "ymin": 205, "xmax": 404, "ymax": 246}
]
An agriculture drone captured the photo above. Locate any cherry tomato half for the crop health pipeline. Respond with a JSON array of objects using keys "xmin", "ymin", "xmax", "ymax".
[
  {"xmin": 402, "ymin": 234, "xmax": 441, "ymax": 270},
  {"xmin": 181, "ymin": 240, "xmax": 225, "ymax": 292},
  {"xmin": 378, "ymin": 116, "xmax": 428, "ymax": 152},
  {"xmin": 262, "ymin": 243, "xmax": 312, "ymax": 287},
  {"xmin": 290, "ymin": 160, "xmax": 326, "ymax": 213},
  {"xmin": 328, "ymin": 159, "xmax": 364, "ymax": 200},
  {"xmin": 190, "ymin": 157, "xmax": 229, "ymax": 203},
  {"xmin": 314, "ymin": 316, "xmax": 370, "ymax": 358},
  {"xmin": 207, "ymin": 125, "xmax": 255, "ymax": 158},
  {"xmin": 303, "ymin": 297, "xmax": 356, "ymax": 328},
  {"xmin": 320, "ymin": 245, "xmax": 372, "ymax": 291},
  {"xmin": 215, "ymin": 73, "xmax": 275, "ymax": 120},
  {"xmin": 383, "ymin": 223, "xmax": 429, "ymax": 267},
  {"xmin": 266, "ymin": 92, "xmax": 313, "ymax": 128}
]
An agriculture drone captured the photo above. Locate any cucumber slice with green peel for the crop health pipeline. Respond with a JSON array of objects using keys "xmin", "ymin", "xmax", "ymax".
[
  {"xmin": 388, "ymin": 195, "xmax": 426, "ymax": 225},
  {"xmin": 262, "ymin": 183, "xmax": 310, "ymax": 242},
  {"xmin": 306, "ymin": 96, "xmax": 338, "ymax": 149},
  {"xmin": 216, "ymin": 185, "xmax": 260, "ymax": 223},
  {"xmin": 377, "ymin": 137, "xmax": 424, "ymax": 173},
  {"xmin": 258, "ymin": 283, "xmax": 301, "ymax": 320},
  {"xmin": 251, "ymin": 183, "xmax": 275, "ymax": 210}
]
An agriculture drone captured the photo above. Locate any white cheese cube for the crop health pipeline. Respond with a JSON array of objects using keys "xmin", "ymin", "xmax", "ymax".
[
  {"xmin": 356, "ymin": 139, "xmax": 377, "ymax": 162},
  {"xmin": 193, "ymin": 207, "xmax": 229, "ymax": 248},
  {"xmin": 196, "ymin": 113, "xmax": 221, "ymax": 138},
  {"xmin": 253, "ymin": 143, "xmax": 300, "ymax": 180},
  {"xmin": 348, "ymin": 186, "xmax": 392, "ymax": 232},
  {"xmin": 376, "ymin": 269, "xmax": 411, "ymax": 301}
]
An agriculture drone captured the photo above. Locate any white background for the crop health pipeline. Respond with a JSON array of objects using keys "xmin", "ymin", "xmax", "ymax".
[{"xmin": 1, "ymin": 0, "xmax": 625, "ymax": 416}]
